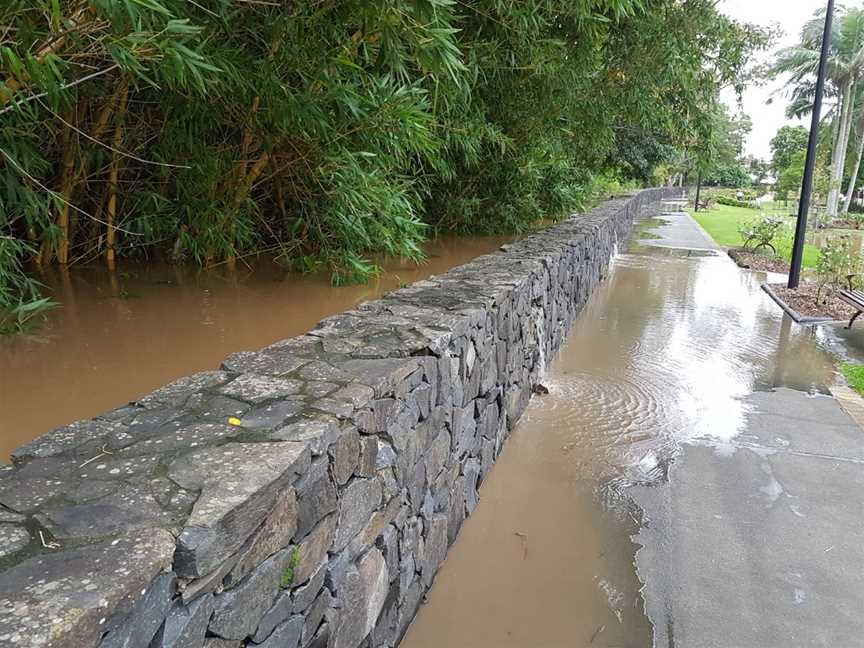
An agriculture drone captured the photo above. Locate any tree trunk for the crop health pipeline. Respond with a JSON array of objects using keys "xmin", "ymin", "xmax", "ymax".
[
  {"xmin": 828, "ymin": 77, "xmax": 856, "ymax": 217},
  {"xmin": 843, "ymin": 122, "xmax": 864, "ymax": 215}
]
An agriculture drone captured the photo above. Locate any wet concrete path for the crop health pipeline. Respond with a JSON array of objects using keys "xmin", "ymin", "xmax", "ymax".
[{"xmin": 401, "ymin": 205, "xmax": 864, "ymax": 647}]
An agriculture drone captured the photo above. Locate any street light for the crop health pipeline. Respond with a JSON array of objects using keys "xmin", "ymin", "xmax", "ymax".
[{"xmin": 789, "ymin": 0, "xmax": 835, "ymax": 289}]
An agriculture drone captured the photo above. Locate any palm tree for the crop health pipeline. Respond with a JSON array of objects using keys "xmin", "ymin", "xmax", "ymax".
[
  {"xmin": 842, "ymin": 94, "xmax": 864, "ymax": 215},
  {"xmin": 772, "ymin": 5, "xmax": 864, "ymax": 218}
]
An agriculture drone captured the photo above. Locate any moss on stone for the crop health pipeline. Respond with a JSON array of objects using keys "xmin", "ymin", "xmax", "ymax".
[{"xmin": 281, "ymin": 546, "xmax": 301, "ymax": 588}]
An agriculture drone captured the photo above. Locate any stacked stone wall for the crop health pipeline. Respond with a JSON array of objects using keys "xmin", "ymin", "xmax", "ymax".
[{"xmin": 0, "ymin": 188, "xmax": 677, "ymax": 648}]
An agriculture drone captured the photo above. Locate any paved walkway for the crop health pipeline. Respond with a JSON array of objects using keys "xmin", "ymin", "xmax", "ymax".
[
  {"xmin": 644, "ymin": 209, "xmax": 719, "ymax": 251},
  {"xmin": 630, "ymin": 209, "xmax": 864, "ymax": 648},
  {"xmin": 401, "ymin": 205, "xmax": 863, "ymax": 648}
]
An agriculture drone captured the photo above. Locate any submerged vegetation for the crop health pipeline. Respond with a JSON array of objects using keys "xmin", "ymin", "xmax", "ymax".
[{"xmin": 1, "ymin": 0, "xmax": 768, "ymax": 324}]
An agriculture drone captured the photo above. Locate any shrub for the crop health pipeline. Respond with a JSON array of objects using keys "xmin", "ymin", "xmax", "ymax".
[
  {"xmin": 718, "ymin": 195, "xmax": 757, "ymax": 209},
  {"xmin": 815, "ymin": 236, "xmax": 861, "ymax": 302}
]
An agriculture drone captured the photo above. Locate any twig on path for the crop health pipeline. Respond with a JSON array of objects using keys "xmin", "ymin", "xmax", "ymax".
[
  {"xmin": 590, "ymin": 624, "xmax": 606, "ymax": 643},
  {"xmin": 79, "ymin": 445, "xmax": 114, "ymax": 469},
  {"xmin": 514, "ymin": 531, "xmax": 528, "ymax": 560},
  {"xmin": 39, "ymin": 530, "xmax": 60, "ymax": 550}
]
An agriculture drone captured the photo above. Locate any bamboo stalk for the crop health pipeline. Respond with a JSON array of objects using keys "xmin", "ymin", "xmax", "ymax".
[
  {"xmin": 46, "ymin": 108, "xmax": 79, "ymax": 266},
  {"xmin": 106, "ymin": 80, "xmax": 130, "ymax": 270}
]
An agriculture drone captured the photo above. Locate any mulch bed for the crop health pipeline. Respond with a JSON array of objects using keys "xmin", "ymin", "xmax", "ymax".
[
  {"xmin": 768, "ymin": 282, "xmax": 857, "ymax": 321},
  {"xmin": 830, "ymin": 219, "xmax": 863, "ymax": 230},
  {"xmin": 728, "ymin": 248, "xmax": 790, "ymax": 274}
]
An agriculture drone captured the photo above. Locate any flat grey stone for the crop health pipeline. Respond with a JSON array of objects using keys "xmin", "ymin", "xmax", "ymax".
[
  {"xmin": 137, "ymin": 372, "xmax": 230, "ymax": 408},
  {"xmin": 255, "ymin": 614, "xmax": 303, "ymax": 648},
  {"xmin": 170, "ymin": 442, "xmax": 309, "ymax": 577},
  {"xmin": 11, "ymin": 418, "xmax": 124, "ymax": 464},
  {"xmin": 447, "ymin": 479, "xmax": 465, "ymax": 545},
  {"xmin": 224, "ymin": 488, "xmax": 298, "ymax": 588},
  {"xmin": 294, "ymin": 515, "xmax": 336, "ymax": 585},
  {"xmin": 329, "ymin": 428, "xmax": 359, "ymax": 486},
  {"xmin": 202, "ymin": 638, "xmax": 240, "ymax": 648},
  {"xmin": 295, "ymin": 460, "xmax": 337, "ymax": 539},
  {"xmin": 304, "ymin": 382, "xmax": 339, "ymax": 398},
  {"xmin": 336, "ymin": 359, "xmax": 423, "ymax": 398},
  {"xmin": 115, "ymin": 423, "xmax": 236, "ymax": 458},
  {"xmin": 100, "ymin": 573, "xmax": 176, "ymax": 648},
  {"xmin": 399, "ymin": 554, "xmax": 416, "ymax": 594},
  {"xmin": 151, "ymin": 594, "xmax": 214, "ymax": 648},
  {"xmin": 0, "ymin": 530, "xmax": 175, "ymax": 648},
  {"xmin": 334, "ymin": 479, "xmax": 382, "ymax": 551},
  {"xmin": 209, "ymin": 547, "xmax": 292, "ymax": 640},
  {"xmin": 304, "ymin": 621, "xmax": 330, "ymax": 648},
  {"xmin": 311, "ymin": 397, "xmax": 354, "ymax": 419},
  {"xmin": 221, "ymin": 350, "xmax": 308, "ymax": 376},
  {"xmin": 397, "ymin": 579, "xmax": 423, "ymax": 639},
  {"xmin": 37, "ymin": 483, "xmax": 173, "ymax": 540},
  {"xmin": 252, "ymin": 590, "xmax": 292, "ymax": 643},
  {"xmin": 189, "ymin": 395, "xmax": 250, "ymax": 421},
  {"xmin": 463, "ymin": 457, "xmax": 481, "ymax": 514},
  {"xmin": 179, "ymin": 553, "xmax": 239, "ymax": 604},
  {"xmin": 331, "ymin": 548, "xmax": 388, "ymax": 648},
  {"xmin": 0, "ymin": 524, "xmax": 29, "ymax": 558},
  {"xmin": 378, "ymin": 525, "xmax": 399, "ymax": 583},
  {"xmin": 291, "ymin": 561, "xmax": 326, "ymax": 612},
  {"xmin": 293, "ymin": 361, "xmax": 351, "ymax": 383},
  {"xmin": 240, "ymin": 399, "xmax": 307, "ymax": 430},
  {"xmin": 220, "ymin": 374, "xmax": 303, "ymax": 404},
  {"xmin": 348, "ymin": 496, "xmax": 401, "ymax": 556},
  {"xmin": 272, "ymin": 417, "xmax": 340, "ymax": 456},
  {"xmin": 369, "ymin": 587, "xmax": 398, "ymax": 648},
  {"xmin": 330, "ymin": 384, "xmax": 374, "ymax": 409},
  {"xmin": 301, "ymin": 588, "xmax": 331, "ymax": 644},
  {"xmin": 375, "ymin": 441, "xmax": 397, "ymax": 470},
  {"xmin": 356, "ymin": 437, "xmax": 377, "ymax": 478},
  {"xmin": 0, "ymin": 507, "xmax": 25, "ymax": 523},
  {"xmin": 421, "ymin": 514, "xmax": 448, "ymax": 586},
  {"xmin": 75, "ymin": 453, "xmax": 163, "ymax": 480},
  {"xmin": 424, "ymin": 429, "xmax": 450, "ymax": 482}
]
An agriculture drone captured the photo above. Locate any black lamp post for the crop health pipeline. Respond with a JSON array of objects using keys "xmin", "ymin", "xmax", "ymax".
[{"xmin": 789, "ymin": 0, "xmax": 835, "ymax": 289}]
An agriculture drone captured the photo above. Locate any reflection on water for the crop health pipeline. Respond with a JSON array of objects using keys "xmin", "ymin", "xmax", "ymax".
[
  {"xmin": 402, "ymin": 231, "xmax": 837, "ymax": 647},
  {"xmin": 0, "ymin": 236, "xmax": 513, "ymax": 461}
]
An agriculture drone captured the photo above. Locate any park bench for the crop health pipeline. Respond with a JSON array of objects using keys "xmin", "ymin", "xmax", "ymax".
[{"xmin": 839, "ymin": 277, "xmax": 864, "ymax": 328}]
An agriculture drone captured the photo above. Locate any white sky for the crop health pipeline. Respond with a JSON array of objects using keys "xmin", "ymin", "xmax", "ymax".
[{"xmin": 718, "ymin": 0, "xmax": 828, "ymax": 160}]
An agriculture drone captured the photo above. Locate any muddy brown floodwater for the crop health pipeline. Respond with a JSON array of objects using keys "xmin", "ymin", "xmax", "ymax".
[
  {"xmin": 0, "ymin": 236, "xmax": 513, "ymax": 461},
  {"xmin": 401, "ymin": 213, "xmax": 837, "ymax": 647}
]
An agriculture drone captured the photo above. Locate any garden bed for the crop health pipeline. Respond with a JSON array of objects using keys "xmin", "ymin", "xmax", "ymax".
[
  {"xmin": 830, "ymin": 219, "xmax": 864, "ymax": 230},
  {"xmin": 764, "ymin": 282, "xmax": 855, "ymax": 322},
  {"xmin": 728, "ymin": 248, "xmax": 789, "ymax": 273}
]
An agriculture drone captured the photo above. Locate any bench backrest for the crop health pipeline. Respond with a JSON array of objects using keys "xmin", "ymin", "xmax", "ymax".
[{"xmin": 840, "ymin": 289, "xmax": 864, "ymax": 306}]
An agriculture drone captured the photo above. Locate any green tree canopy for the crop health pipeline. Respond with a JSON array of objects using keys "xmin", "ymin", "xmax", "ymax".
[
  {"xmin": 770, "ymin": 125, "xmax": 810, "ymax": 175},
  {"xmin": 771, "ymin": 5, "xmax": 864, "ymax": 216},
  {"xmin": 0, "ymin": 0, "xmax": 770, "ymax": 327}
]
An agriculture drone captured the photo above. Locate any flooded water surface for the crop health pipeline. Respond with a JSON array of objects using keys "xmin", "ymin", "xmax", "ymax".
[
  {"xmin": 0, "ymin": 236, "xmax": 512, "ymax": 461},
  {"xmin": 401, "ymin": 208, "xmax": 838, "ymax": 647}
]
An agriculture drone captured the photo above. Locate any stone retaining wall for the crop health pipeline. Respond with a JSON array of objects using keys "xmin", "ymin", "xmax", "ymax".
[{"xmin": 0, "ymin": 188, "xmax": 677, "ymax": 648}]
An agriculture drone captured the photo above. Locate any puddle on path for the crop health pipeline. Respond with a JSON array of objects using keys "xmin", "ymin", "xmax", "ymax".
[
  {"xmin": 401, "ymin": 213, "xmax": 838, "ymax": 648},
  {"xmin": 0, "ymin": 235, "xmax": 513, "ymax": 461}
]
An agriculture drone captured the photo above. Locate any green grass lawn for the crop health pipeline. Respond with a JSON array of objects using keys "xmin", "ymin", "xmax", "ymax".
[
  {"xmin": 689, "ymin": 203, "xmax": 819, "ymax": 269},
  {"xmin": 840, "ymin": 363, "xmax": 864, "ymax": 395}
]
